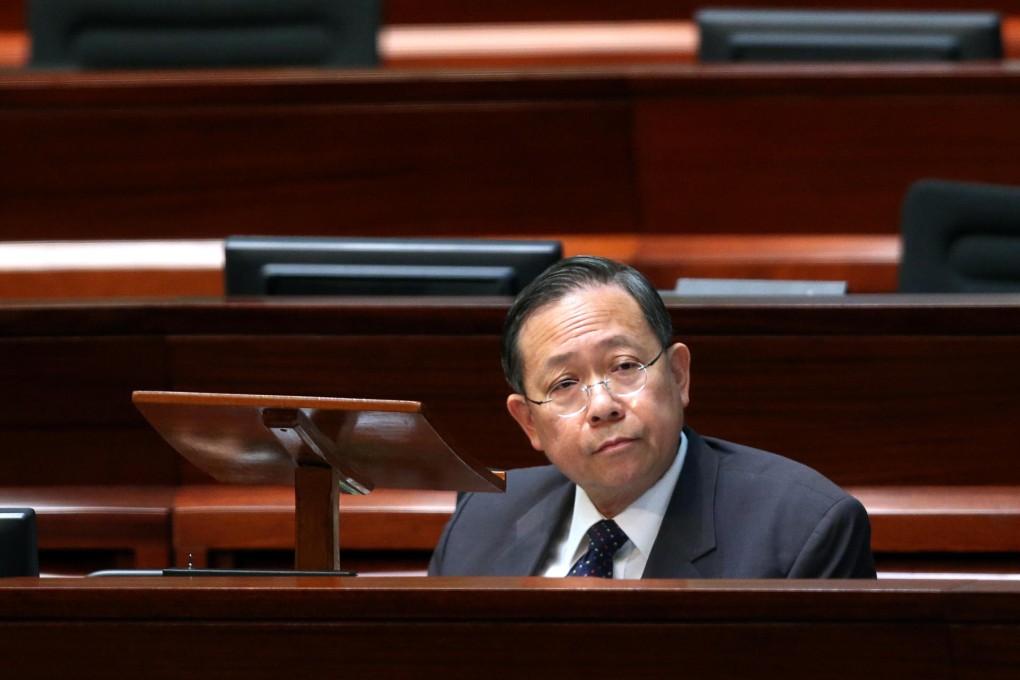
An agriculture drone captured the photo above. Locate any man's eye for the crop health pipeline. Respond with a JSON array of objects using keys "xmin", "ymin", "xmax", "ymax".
[
  {"xmin": 611, "ymin": 361, "xmax": 640, "ymax": 374},
  {"xmin": 549, "ymin": 379, "xmax": 578, "ymax": 395}
]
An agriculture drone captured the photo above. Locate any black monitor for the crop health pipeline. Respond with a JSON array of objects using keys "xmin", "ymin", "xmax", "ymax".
[
  {"xmin": 697, "ymin": 9, "xmax": 1002, "ymax": 62},
  {"xmin": 224, "ymin": 236, "xmax": 563, "ymax": 296},
  {"xmin": 0, "ymin": 508, "xmax": 39, "ymax": 578}
]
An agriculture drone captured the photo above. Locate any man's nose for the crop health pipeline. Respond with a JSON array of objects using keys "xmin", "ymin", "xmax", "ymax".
[{"xmin": 586, "ymin": 380, "xmax": 623, "ymax": 423}]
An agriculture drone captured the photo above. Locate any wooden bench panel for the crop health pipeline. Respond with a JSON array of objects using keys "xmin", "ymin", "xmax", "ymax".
[
  {"xmin": 685, "ymin": 335, "xmax": 1020, "ymax": 487},
  {"xmin": 850, "ymin": 487, "xmax": 1020, "ymax": 554},
  {"xmin": 0, "ymin": 486, "xmax": 173, "ymax": 572},
  {"xmin": 0, "ymin": 87, "xmax": 637, "ymax": 240},
  {"xmin": 172, "ymin": 486, "xmax": 455, "ymax": 573},
  {"xmin": 4, "ymin": 66, "xmax": 1020, "ymax": 241},
  {"xmin": 634, "ymin": 85, "xmax": 1020, "ymax": 234},
  {"xmin": 168, "ymin": 483, "xmax": 1020, "ymax": 577},
  {"xmin": 160, "ymin": 328, "xmax": 1020, "ymax": 486}
]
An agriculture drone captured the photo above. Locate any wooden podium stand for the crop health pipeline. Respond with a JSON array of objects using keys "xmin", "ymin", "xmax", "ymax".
[{"xmin": 133, "ymin": 391, "xmax": 505, "ymax": 572}]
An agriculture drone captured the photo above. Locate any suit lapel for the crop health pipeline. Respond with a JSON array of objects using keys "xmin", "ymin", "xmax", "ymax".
[
  {"xmin": 642, "ymin": 428, "xmax": 718, "ymax": 578},
  {"xmin": 489, "ymin": 472, "xmax": 574, "ymax": 576}
]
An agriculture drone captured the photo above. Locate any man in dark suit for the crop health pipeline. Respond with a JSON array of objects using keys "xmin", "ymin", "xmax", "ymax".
[{"xmin": 429, "ymin": 256, "xmax": 875, "ymax": 578}]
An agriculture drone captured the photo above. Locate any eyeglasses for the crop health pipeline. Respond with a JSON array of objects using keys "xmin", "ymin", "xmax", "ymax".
[{"xmin": 525, "ymin": 348, "xmax": 665, "ymax": 418}]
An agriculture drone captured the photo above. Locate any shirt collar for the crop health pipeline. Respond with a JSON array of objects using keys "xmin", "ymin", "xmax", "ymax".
[{"xmin": 566, "ymin": 431, "xmax": 688, "ymax": 561}]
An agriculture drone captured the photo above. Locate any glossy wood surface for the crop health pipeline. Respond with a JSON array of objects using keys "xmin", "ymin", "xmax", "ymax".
[
  {"xmin": 0, "ymin": 485, "xmax": 173, "ymax": 569},
  {"xmin": 0, "ymin": 577, "xmax": 1018, "ymax": 679},
  {"xmin": 1, "ymin": 295, "xmax": 1019, "ymax": 483},
  {"xmin": 4, "ymin": 64, "xmax": 1020, "ymax": 242},
  {"xmin": 849, "ymin": 486, "xmax": 1020, "ymax": 553},
  {"xmin": 172, "ymin": 486, "xmax": 454, "ymax": 565},
  {"xmin": 133, "ymin": 391, "xmax": 503, "ymax": 491}
]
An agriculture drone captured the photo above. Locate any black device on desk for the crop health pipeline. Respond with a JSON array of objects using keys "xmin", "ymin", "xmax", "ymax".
[
  {"xmin": 224, "ymin": 236, "xmax": 562, "ymax": 296},
  {"xmin": 697, "ymin": 9, "xmax": 1002, "ymax": 62},
  {"xmin": 0, "ymin": 508, "xmax": 39, "ymax": 577}
]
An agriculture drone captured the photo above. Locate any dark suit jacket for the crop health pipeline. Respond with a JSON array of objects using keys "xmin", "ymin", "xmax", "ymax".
[{"xmin": 429, "ymin": 428, "xmax": 876, "ymax": 578}]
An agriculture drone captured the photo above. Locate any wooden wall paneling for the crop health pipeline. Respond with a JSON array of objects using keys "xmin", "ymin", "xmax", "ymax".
[
  {"xmin": 633, "ymin": 81, "xmax": 1020, "ymax": 235},
  {"xmin": 0, "ymin": 337, "xmax": 163, "ymax": 427},
  {"xmin": 0, "ymin": 428, "xmax": 178, "ymax": 486},
  {"xmin": 684, "ymin": 334, "xmax": 1020, "ymax": 486},
  {"xmin": 0, "ymin": 336, "xmax": 180, "ymax": 486},
  {"xmin": 4, "ymin": 67, "xmax": 1020, "ymax": 241},
  {"xmin": 0, "ymin": 87, "xmax": 638, "ymax": 240}
]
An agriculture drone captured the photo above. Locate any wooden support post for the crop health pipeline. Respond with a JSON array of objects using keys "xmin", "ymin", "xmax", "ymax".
[{"xmin": 294, "ymin": 465, "xmax": 340, "ymax": 571}]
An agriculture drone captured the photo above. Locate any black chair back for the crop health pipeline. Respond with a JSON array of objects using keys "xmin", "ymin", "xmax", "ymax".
[
  {"xmin": 29, "ymin": 0, "xmax": 380, "ymax": 69},
  {"xmin": 899, "ymin": 178, "xmax": 1020, "ymax": 292}
]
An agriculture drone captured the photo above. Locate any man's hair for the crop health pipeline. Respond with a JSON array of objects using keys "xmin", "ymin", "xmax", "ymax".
[{"xmin": 501, "ymin": 255, "xmax": 673, "ymax": 394}]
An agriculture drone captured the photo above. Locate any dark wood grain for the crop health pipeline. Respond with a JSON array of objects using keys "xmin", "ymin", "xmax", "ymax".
[
  {"xmin": 0, "ymin": 578, "xmax": 1017, "ymax": 680},
  {"xmin": 4, "ymin": 65, "xmax": 1020, "ymax": 240},
  {"xmin": 1, "ymin": 296, "xmax": 1019, "ymax": 481}
]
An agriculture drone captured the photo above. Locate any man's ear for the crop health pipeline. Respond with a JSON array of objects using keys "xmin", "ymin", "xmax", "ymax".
[
  {"xmin": 507, "ymin": 393, "xmax": 544, "ymax": 452},
  {"xmin": 667, "ymin": 342, "xmax": 692, "ymax": 407}
]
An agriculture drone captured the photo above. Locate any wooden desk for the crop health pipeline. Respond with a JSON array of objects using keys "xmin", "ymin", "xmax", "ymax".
[
  {"xmin": 0, "ymin": 577, "xmax": 1018, "ymax": 679},
  {"xmin": 0, "ymin": 234, "xmax": 900, "ymax": 298},
  {"xmin": 3, "ymin": 64, "xmax": 1020, "ymax": 243},
  {"xmin": 2, "ymin": 296, "xmax": 1020, "ymax": 573}
]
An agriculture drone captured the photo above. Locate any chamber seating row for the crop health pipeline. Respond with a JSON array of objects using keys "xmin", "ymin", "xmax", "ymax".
[
  {"xmin": 0, "ymin": 485, "xmax": 452, "ymax": 575},
  {"xmin": 0, "ymin": 234, "xmax": 900, "ymax": 299},
  {"xmin": 1, "ymin": 298, "xmax": 1018, "ymax": 576},
  {"xmin": 4, "ymin": 483, "xmax": 1020, "ymax": 577}
]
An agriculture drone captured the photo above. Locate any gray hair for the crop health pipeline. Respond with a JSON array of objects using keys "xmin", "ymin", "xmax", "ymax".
[{"xmin": 501, "ymin": 255, "xmax": 673, "ymax": 394}]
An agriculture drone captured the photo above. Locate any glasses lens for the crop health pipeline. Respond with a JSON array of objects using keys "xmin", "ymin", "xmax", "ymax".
[
  {"xmin": 607, "ymin": 362, "xmax": 648, "ymax": 397},
  {"xmin": 548, "ymin": 384, "xmax": 587, "ymax": 417},
  {"xmin": 546, "ymin": 361, "xmax": 651, "ymax": 418}
]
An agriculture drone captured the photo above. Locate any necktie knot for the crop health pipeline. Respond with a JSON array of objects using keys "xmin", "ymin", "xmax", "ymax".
[{"xmin": 567, "ymin": 519, "xmax": 629, "ymax": 578}]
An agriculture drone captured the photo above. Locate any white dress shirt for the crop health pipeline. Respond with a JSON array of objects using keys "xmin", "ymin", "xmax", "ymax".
[{"xmin": 541, "ymin": 431, "xmax": 688, "ymax": 579}]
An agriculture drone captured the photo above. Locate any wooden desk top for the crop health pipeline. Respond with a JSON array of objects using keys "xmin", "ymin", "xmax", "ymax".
[{"xmin": 5, "ymin": 60, "xmax": 1020, "ymax": 101}]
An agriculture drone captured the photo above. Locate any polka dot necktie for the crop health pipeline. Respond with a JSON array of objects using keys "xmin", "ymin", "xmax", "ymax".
[{"xmin": 567, "ymin": 519, "xmax": 629, "ymax": 578}]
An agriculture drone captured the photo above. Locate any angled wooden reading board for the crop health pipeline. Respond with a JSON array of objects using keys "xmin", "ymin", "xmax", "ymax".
[{"xmin": 133, "ymin": 391, "xmax": 505, "ymax": 573}]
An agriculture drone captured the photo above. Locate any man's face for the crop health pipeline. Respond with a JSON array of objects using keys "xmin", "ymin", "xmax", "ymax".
[{"xmin": 506, "ymin": 284, "xmax": 691, "ymax": 517}]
